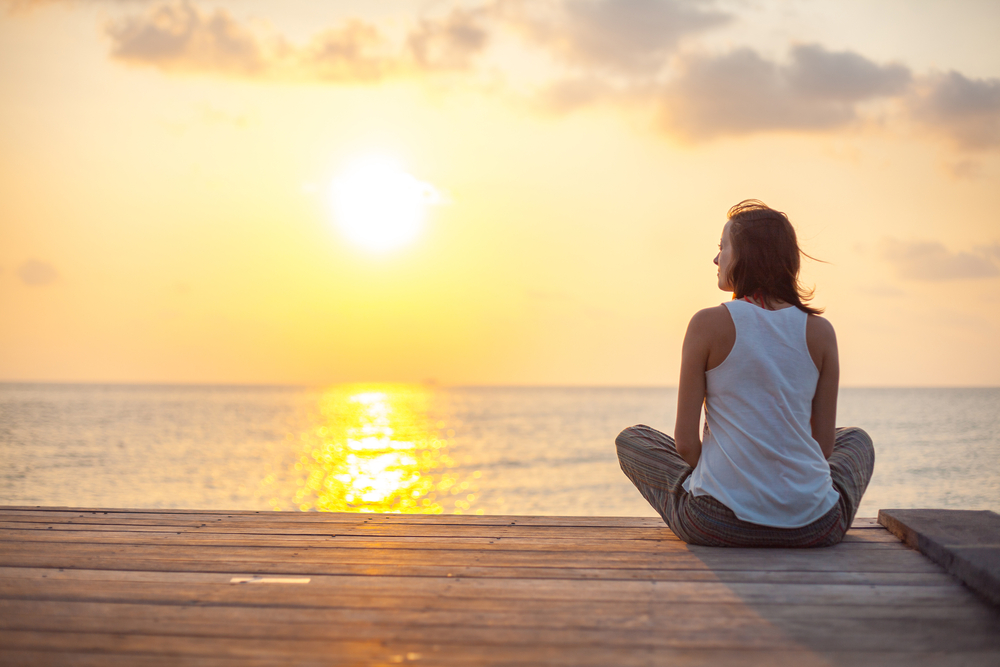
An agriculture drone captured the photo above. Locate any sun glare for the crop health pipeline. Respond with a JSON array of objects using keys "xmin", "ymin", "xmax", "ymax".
[
  {"xmin": 257, "ymin": 384, "xmax": 483, "ymax": 514},
  {"xmin": 329, "ymin": 157, "xmax": 441, "ymax": 253}
]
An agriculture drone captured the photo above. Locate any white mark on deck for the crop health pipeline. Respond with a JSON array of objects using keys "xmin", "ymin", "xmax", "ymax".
[{"xmin": 230, "ymin": 577, "xmax": 311, "ymax": 584}]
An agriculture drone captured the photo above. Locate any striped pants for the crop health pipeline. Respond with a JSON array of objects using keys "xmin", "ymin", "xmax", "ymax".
[{"xmin": 615, "ymin": 425, "xmax": 875, "ymax": 547}]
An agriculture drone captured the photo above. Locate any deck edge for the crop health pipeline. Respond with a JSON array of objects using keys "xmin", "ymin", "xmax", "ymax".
[{"xmin": 878, "ymin": 508, "xmax": 1000, "ymax": 606}]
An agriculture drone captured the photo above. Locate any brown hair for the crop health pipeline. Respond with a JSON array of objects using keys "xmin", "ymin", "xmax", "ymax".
[{"xmin": 725, "ymin": 199, "xmax": 823, "ymax": 315}]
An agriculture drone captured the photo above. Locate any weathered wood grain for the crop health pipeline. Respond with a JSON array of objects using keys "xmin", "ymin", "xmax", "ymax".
[
  {"xmin": 1, "ymin": 507, "xmax": 998, "ymax": 667},
  {"xmin": 0, "ymin": 508, "xmax": 668, "ymax": 527},
  {"xmin": 879, "ymin": 508, "xmax": 1000, "ymax": 605},
  {"xmin": 0, "ymin": 564, "xmax": 955, "ymax": 585},
  {"xmin": 3, "ymin": 606, "xmax": 999, "ymax": 653},
  {"xmin": 0, "ymin": 544, "xmax": 944, "ymax": 575},
  {"xmin": 0, "ymin": 508, "xmax": 884, "ymax": 529}
]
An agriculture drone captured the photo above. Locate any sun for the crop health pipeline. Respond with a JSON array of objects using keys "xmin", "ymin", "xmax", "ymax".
[{"xmin": 329, "ymin": 156, "xmax": 441, "ymax": 253}]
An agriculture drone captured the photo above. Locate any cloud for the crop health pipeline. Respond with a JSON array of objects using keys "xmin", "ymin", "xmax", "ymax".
[
  {"xmin": 407, "ymin": 7, "xmax": 491, "ymax": 72},
  {"xmin": 786, "ymin": 44, "xmax": 911, "ymax": 101},
  {"xmin": 17, "ymin": 0, "xmax": 729, "ymax": 81},
  {"xmin": 881, "ymin": 239, "xmax": 1000, "ymax": 281},
  {"xmin": 103, "ymin": 1, "xmax": 497, "ymax": 81},
  {"xmin": 107, "ymin": 0, "xmax": 267, "ymax": 75},
  {"xmin": 911, "ymin": 71, "xmax": 1000, "ymax": 150},
  {"xmin": 298, "ymin": 20, "xmax": 395, "ymax": 82},
  {"xmin": 17, "ymin": 259, "xmax": 59, "ymax": 286},
  {"xmin": 505, "ymin": 0, "xmax": 729, "ymax": 74},
  {"xmin": 657, "ymin": 45, "xmax": 912, "ymax": 141},
  {"xmin": 976, "ymin": 242, "xmax": 1000, "ymax": 263}
]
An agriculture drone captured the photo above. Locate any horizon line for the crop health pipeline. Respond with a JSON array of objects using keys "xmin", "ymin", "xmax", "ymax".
[{"xmin": 1, "ymin": 380, "xmax": 998, "ymax": 390}]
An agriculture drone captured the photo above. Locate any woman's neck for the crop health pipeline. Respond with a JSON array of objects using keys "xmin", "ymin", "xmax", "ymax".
[{"xmin": 740, "ymin": 293, "xmax": 791, "ymax": 310}]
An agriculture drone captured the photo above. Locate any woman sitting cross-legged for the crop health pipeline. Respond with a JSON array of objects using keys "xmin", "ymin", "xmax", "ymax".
[{"xmin": 616, "ymin": 200, "xmax": 874, "ymax": 547}]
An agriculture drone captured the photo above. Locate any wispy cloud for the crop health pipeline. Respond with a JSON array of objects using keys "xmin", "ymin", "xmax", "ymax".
[
  {"xmin": 911, "ymin": 71, "xmax": 1000, "ymax": 150},
  {"xmin": 656, "ymin": 45, "xmax": 910, "ymax": 141},
  {"xmin": 107, "ymin": 0, "xmax": 267, "ymax": 75},
  {"xmin": 504, "ymin": 0, "xmax": 729, "ymax": 74},
  {"xmin": 881, "ymin": 239, "xmax": 1000, "ymax": 281},
  {"xmin": 976, "ymin": 242, "xmax": 1000, "ymax": 263},
  {"xmin": 296, "ymin": 20, "xmax": 397, "ymax": 82},
  {"xmin": 17, "ymin": 259, "xmax": 59, "ymax": 286},
  {"xmin": 786, "ymin": 44, "xmax": 911, "ymax": 102},
  {"xmin": 103, "ymin": 1, "xmax": 494, "ymax": 82},
  {"xmin": 97, "ymin": 0, "xmax": 729, "ymax": 84},
  {"xmin": 407, "ymin": 6, "xmax": 491, "ymax": 72}
]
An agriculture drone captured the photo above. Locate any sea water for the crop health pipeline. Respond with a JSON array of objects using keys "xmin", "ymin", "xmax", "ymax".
[{"xmin": 1, "ymin": 384, "xmax": 997, "ymax": 518}]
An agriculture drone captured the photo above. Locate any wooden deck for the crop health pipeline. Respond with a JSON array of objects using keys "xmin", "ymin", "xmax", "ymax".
[{"xmin": 1, "ymin": 507, "xmax": 999, "ymax": 666}]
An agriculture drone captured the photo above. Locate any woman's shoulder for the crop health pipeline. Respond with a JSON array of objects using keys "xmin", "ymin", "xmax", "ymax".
[
  {"xmin": 806, "ymin": 313, "xmax": 838, "ymax": 355},
  {"xmin": 687, "ymin": 304, "xmax": 737, "ymax": 370},
  {"xmin": 688, "ymin": 304, "xmax": 733, "ymax": 330},
  {"xmin": 687, "ymin": 305, "xmax": 737, "ymax": 348},
  {"xmin": 805, "ymin": 313, "xmax": 836, "ymax": 337}
]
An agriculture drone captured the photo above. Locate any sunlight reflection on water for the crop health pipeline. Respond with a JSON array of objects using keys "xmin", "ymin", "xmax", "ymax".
[{"xmin": 258, "ymin": 384, "xmax": 481, "ymax": 514}]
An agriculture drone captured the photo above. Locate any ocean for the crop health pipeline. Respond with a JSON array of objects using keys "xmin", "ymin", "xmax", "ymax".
[{"xmin": 1, "ymin": 384, "xmax": 998, "ymax": 519}]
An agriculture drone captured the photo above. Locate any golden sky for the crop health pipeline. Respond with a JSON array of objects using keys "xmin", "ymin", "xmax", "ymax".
[{"xmin": 2, "ymin": 0, "xmax": 999, "ymax": 386}]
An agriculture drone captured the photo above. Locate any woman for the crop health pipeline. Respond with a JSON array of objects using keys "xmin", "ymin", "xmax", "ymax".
[{"xmin": 616, "ymin": 200, "xmax": 874, "ymax": 547}]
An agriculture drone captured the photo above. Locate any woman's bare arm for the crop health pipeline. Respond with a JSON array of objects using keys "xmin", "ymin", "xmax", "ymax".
[
  {"xmin": 807, "ymin": 315, "xmax": 839, "ymax": 459},
  {"xmin": 675, "ymin": 308, "xmax": 720, "ymax": 468}
]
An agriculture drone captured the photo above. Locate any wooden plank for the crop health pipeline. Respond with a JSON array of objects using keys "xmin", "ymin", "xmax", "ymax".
[
  {"xmin": 0, "ymin": 508, "xmax": 882, "ymax": 530},
  {"xmin": 4, "ymin": 598, "xmax": 998, "ymax": 634},
  {"xmin": 0, "ymin": 654, "xmax": 337, "ymax": 667},
  {"xmin": 0, "ymin": 632, "xmax": 826, "ymax": 667},
  {"xmin": 0, "ymin": 612, "xmax": 869, "ymax": 650},
  {"xmin": 0, "ymin": 507, "xmax": 668, "ymax": 527},
  {"xmin": 3, "ymin": 630, "xmax": 1000, "ymax": 667},
  {"xmin": 0, "ymin": 544, "xmax": 945, "ymax": 573},
  {"xmin": 0, "ymin": 576, "xmax": 978, "ymax": 607},
  {"xmin": 0, "ymin": 519, "xmax": 904, "ymax": 544},
  {"xmin": 0, "ymin": 631, "xmax": 381, "ymax": 663},
  {"xmin": 2, "ymin": 620, "xmax": 997, "ymax": 654},
  {"xmin": 0, "ymin": 519, "xmax": 903, "ymax": 541},
  {"xmin": 0, "ymin": 564, "xmax": 957, "ymax": 586},
  {"xmin": 0, "ymin": 521, "xmax": 699, "ymax": 542},
  {"xmin": 3, "ymin": 607, "xmax": 999, "ymax": 653},
  {"xmin": 5, "ymin": 647, "xmax": 1000, "ymax": 667},
  {"xmin": 879, "ymin": 509, "xmax": 1000, "ymax": 605},
  {"xmin": 0, "ymin": 518, "xmax": 902, "ymax": 548},
  {"xmin": 0, "ymin": 527, "xmax": 905, "ymax": 551},
  {"xmin": 0, "ymin": 556, "xmax": 943, "ymax": 580},
  {"xmin": 0, "ymin": 531, "xmax": 924, "ymax": 557},
  {"xmin": 5, "ymin": 597, "xmax": 997, "ymax": 624}
]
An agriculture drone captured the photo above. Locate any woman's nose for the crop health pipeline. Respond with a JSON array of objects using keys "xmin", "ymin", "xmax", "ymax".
[{"xmin": 713, "ymin": 253, "xmax": 719, "ymax": 266}]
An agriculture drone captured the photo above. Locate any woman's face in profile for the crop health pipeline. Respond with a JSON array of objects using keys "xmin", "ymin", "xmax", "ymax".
[{"xmin": 715, "ymin": 220, "xmax": 735, "ymax": 292}]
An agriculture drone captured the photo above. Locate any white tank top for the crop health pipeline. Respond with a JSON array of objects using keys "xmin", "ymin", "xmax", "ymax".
[{"xmin": 682, "ymin": 300, "xmax": 840, "ymax": 528}]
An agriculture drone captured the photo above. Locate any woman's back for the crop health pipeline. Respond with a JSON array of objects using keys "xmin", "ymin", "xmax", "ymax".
[{"xmin": 684, "ymin": 300, "xmax": 840, "ymax": 528}]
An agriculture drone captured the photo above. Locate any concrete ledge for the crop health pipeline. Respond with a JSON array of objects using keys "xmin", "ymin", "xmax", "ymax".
[{"xmin": 878, "ymin": 508, "xmax": 1000, "ymax": 606}]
